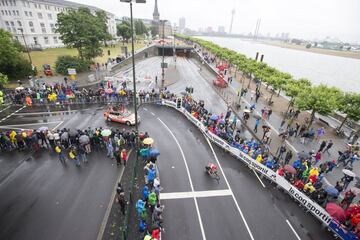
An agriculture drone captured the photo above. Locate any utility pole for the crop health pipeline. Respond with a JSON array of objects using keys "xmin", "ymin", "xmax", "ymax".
[
  {"xmin": 18, "ymin": 28, "xmax": 32, "ymax": 65},
  {"xmin": 173, "ymin": 24, "xmax": 177, "ymax": 68}
]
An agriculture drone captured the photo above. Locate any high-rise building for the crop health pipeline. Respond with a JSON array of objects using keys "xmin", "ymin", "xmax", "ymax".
[
  {"xmin": 218, "ymin": 26, "xmax": 225, "ymax": 33},
  {"xmin": 0, "ymin": 0, "xmax": 116, "ymax": 49},
  {"xmin": 179, "ymin": 17, "xmax": 185, "ymax": 33}
]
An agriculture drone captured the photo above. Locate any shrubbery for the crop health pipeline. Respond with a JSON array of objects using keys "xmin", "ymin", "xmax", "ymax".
[{"xmin": 55, "ymin": 55, "xmax": 92, "ymax": 75}]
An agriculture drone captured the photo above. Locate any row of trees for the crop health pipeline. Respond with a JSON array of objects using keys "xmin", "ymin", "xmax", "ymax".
[{"xmin": 176, "ymin": 34, "xmax": 360, "ymax": 131}]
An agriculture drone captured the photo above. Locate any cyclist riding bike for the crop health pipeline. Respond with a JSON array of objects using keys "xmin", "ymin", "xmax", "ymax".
[{"xmin": 205, "ymin": 163, "xmax": 220, "ymax": 183}]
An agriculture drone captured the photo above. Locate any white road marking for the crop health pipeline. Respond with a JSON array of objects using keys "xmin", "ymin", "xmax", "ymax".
[
  {"xmin": 0, "ymin": 121, "xmax": 63, "ymax": 127},
  {"xmin": 286, "ymin": 219, "xmax": 302, "ymax": 240},
  {"xmin": 205, "ymin": 137, "xmax": 255, "ymax": 240},
  {"xmin": 143, "ymin": 107, "xmax": 148, "ymax": 111},
  {"xmin": 161, "ymin": 189, "xmax": 232, "ymax": 200},
  {"xmin": 14, "ymin": 109, "xmax": 79, "ymax": 115},
  {"xmin": 0, "ymin": 106, "xmax": 26, "ymax": 123},
  {"xmin": 252, "ymin": 169, "xmax": 266, "ymax": 188},
  {"xmin": 0, "ymin": 105, "xmax": 11, "ymax": 113},
  {"xmin": 158, "ymin": 117, "xmax": 207, "ymax": 240},
  {"xmin": 150, "ymin": 112, "xmax": 155, "ymax": 116},
  {"xmin": 52, "ymin": 121, "xmax": 64, "ymax": 131}
]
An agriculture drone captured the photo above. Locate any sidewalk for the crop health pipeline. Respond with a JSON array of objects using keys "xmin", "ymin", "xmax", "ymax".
[{"xmin": 195, "ymin": 52, "xmax": 358, "ymax": 188}]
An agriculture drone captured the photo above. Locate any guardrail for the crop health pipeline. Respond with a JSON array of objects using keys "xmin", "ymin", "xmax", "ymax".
[{"xmin": 161, "ymin": 99, "xmax": 358, "ymax": 240}]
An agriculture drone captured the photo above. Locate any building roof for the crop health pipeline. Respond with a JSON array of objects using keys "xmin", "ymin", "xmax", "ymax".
[{"xmin": 35, "ymin": 0, "xmax": 114, "ymax": 15}]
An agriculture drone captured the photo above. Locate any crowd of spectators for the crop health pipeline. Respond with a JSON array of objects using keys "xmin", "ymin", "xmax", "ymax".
[{"xmin": 178, "ymin": 94, "xmax": 360, "ymax": 237}]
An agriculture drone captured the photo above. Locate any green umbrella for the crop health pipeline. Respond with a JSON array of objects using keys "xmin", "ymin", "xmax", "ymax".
[{"xmin": 101, "ymin": 129, "xmax": 112, "ymax": 137}]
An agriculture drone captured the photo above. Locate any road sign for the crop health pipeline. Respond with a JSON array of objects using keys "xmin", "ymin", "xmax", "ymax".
[{"xmin": 67, "ymin": 68, "xmax": 76, "ymax": 75}]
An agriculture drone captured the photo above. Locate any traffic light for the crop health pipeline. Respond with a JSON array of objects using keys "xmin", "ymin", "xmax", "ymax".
[{"xmin": 176, "ymin": 98, "xmax": 182, "ymax": 109}]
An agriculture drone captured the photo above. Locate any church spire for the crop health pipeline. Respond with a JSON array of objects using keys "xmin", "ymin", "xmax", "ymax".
[{"xmin": 153, "ymin": 0, "xmax": 159, "ymax": 21}]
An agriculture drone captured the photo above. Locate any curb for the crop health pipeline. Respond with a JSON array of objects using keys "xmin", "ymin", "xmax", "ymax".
[{"xmin": 96, "ymin": 149, "xmax": 133, "ymax": 240}]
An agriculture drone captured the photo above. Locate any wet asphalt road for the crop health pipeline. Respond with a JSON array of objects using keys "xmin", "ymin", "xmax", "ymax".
[{"xmin": 0, "ymin": 56, "xmax": 334, "ymax": 240}]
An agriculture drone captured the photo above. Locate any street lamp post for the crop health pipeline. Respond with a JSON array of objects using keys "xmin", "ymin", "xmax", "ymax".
[
  {"xmin": 160, "ymin": 20, "xmax": 166, "ymax": 88},
  {"xmin": 173, "ymin": 24, "xmax": 177, "ymax": 68},
  {"xmin": 18, "ymin": 28, "xmax": 32, "ymax": 65}
]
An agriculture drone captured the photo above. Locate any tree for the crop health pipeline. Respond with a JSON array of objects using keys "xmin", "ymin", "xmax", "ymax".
[
  {"xmin": 95, "ymin": 11, "xmax": 113, "ymax": 46},
  {"xmin": 117, "ymin": 21, "xmax": 131, "ymax": 43},
  {"xmin": 56, "ymin": 7, "xmax": 109, "ymax": 60},
  {"xmin": 0, "ymin": 72, "xmax": 8, "ymax": 86},
  {"xmin": 135, "ymin": 20, "xmax": 147, "ymax": 35},
  {"xmin": 337, "ymin": 93, "xmax": 360, "ymax": 130},
  {"xmin": 283, "ymin": 78, "xmax": 311, "ymax": 112},
  {"xmin": 295, "ymin": 84, "xmax": 342, "ymax": 128},
  {"xmin": 0, "ymin": 29, "xmax": 33, "ymax": 79},
  {"xmin": 55, "ymin": 55, "xmax": 92, "ymax": 75}
]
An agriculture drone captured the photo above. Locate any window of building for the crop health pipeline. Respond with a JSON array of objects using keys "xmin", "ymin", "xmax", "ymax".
[
  {"xmin": 50, "ymin": 23, "xmax": 55, "ymax": 33},
  {"xmin": 29, "ymin": 11, "xmax": 32, "ymax": 17},
  {"xmin": 34, "ymin": 3, "xmax": 37, "ymax": 8},
  {"xmin": 24, "ymin": 11, "xmax": 28, "ymax": 16},
  {"xmin": 17, "ymin": 20, "xmax": 22, "ymax": 26},
  {"xmin": 5, "ymin": 21, "xmax": 9, "ymax": 26},
  {"xmin": 7, "ymin": 27, "xmax": 11, "ymax": 32},
  {"xmin": 28, "ymin": 21, "xmax": 33, "ymax": 27},
  {"xmin": 26, "ymin": 1, "xmax": 29, "ymax": 7},
  {"xmin": 5, "ymin": 10, "xmax": 8, "ymax": 15},
  {"xmin": 1, "ymin": 10, "xmax": 4, "ymax": 15},
  {"xmin": 40, "ymin": 23, "xmax": 46, "ymax": 33},
  {"xmin": 10, "ymin": 21, "xmax": 14, "ymax": 26},
  {"xmin": 30, "ymin": 28, "xmax": 35, "ymax": 33},
  {"xmin": 38, "ymin": 4, "xmax": 41, "ymax": 9},
  {"xmin": 16, "ymin": 10, "xmax": 19, "ymax": 15},
  {"xmin": 12, "ymin": 27, "xmax": 16, "ymax": 33},
  {"xmin": 47, "ymin": 13, "xmax": 52, "ymax": 19},
  {"xmin": 44, "ymin": 37, "xmax": 49, "ymax": 45},
  {"xmin": 53, "ymin": 36, "xmax": 58, "ymax": 44},
  {"xmin": 33, "ymin": 37, "xmax": 38, "ymax": 45},
  {"xmin": 5, "ymin": 1, "xmax": 8, "ymax": 6},
  {"xmin": 14, "ymin": 36, "xmax": 18, "ymax": 41},
  {"xmin": 37, "ymin": 12, "xmax": 42, "ymax": 19},
  {"xmin": 12, "ymin": 10, "xmax": 16, "ymax": 15},
  {"xmin": 8, "ymin": 10, "xmax": 11, "ymax": 15},
  {"xmin": 22, "ymin": 0, "xmax": 25, "ymax": 7}
]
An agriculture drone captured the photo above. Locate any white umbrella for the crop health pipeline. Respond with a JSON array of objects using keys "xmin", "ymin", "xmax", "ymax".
[
  {"xmin": 37, "ymin": 126, "xmax": 48, "ymax": 132},
  {"xmin": 79, "ymin": 135, "xmax": 90, "ymax": 145},
  {"xmin": 343, "ymin": 169, "xmax": 356, "ymax": 177},
  {"xmin": 101, "ymin": 129, "xmax": 112, "ymax": 137},
  {"xmin": 15, "ymin": 86, "xmax": 24, "ymax": 91}
]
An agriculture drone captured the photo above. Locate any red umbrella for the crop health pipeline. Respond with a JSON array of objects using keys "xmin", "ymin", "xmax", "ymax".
[
  {"xmin": 326, "ymin": 202, "xmax": 346, "ymax": 222},
  {"xmin": 284, "ymin": 164, "xmax": 297, "ymax": 174}
]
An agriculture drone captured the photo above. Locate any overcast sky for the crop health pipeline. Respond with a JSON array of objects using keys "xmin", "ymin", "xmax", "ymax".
[{"xmin": 71, "ymin": 0, "xmax": 360, "ymax": 43}]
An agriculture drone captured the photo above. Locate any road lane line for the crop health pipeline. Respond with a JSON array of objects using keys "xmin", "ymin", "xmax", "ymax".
[
  {"xmin": 0, "ymin": 121, "xmax": 63, "ymax": 127},
  {"xmin": 0, "ymin": 105, "xmax": 26, "ymax": 123},
  {"xmin": 161, "ymin": 189, "xmax": 232, "ymax": 200},
  {"xmin": 0, "ymin": 105, "xmax": 11, "ymax": 113},
  {"xmin": 252, "ymin": 169, "xmax": 266, "ymax": 188},
  {"xmin": 52, "ymin": 121, "xmax": 64, "ymax": 131},
  {"xmin": 205, "ymin": 137, "xmax": 255, "ymax": 240},
  {"xmin": 286, "ymin": 219, "xmax": 302, "ymax": 240},
  {"xmin": 150, "ymin": 112, "xmax": 155, "ymax": 116},
  {"xmin": 158, "ymin": 117, "xmax": 207, "ymax": 240},
  {"xmin": 97, "ymin": 150, "xmax": 132, "ymax": 240},
  {"xmin": 143, "ymin": 107, "xmax": 148, "ymax": 111}
]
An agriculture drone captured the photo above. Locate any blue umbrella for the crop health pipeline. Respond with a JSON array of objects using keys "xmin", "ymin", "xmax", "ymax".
[
  {"xmin": 219, "ymin": 119, "xmax": 225, "ymax": 125},
  {"xmin": 210, "ymin": 115, "xmax": 219, "ymax": 121},
  {"xmin": 325, "ymin": 186, "xmax": 339, "ymax": 197},
  {"xmin": 149, "ymin": 148, "xmax": 160, "ymax": 157}
]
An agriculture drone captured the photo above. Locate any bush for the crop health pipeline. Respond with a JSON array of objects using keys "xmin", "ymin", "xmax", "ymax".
[{"xmin": 55, "ymin": 55, "xmax": 93, "ymax": 75}]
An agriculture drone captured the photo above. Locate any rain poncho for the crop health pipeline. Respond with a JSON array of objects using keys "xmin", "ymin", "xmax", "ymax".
[{"xmin": 148, "ymin": 192, "xmax": 157, "ymax": 206}]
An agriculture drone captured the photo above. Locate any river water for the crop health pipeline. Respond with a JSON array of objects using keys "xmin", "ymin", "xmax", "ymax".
[{"xmin": 198, "ymin": 36, "xmax": 360, "ymax": 93}]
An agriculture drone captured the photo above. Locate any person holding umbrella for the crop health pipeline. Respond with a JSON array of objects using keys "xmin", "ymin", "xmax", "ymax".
[{"xmin": 342, "ymin": 168, "xmax": 356, "ymax": 190}]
